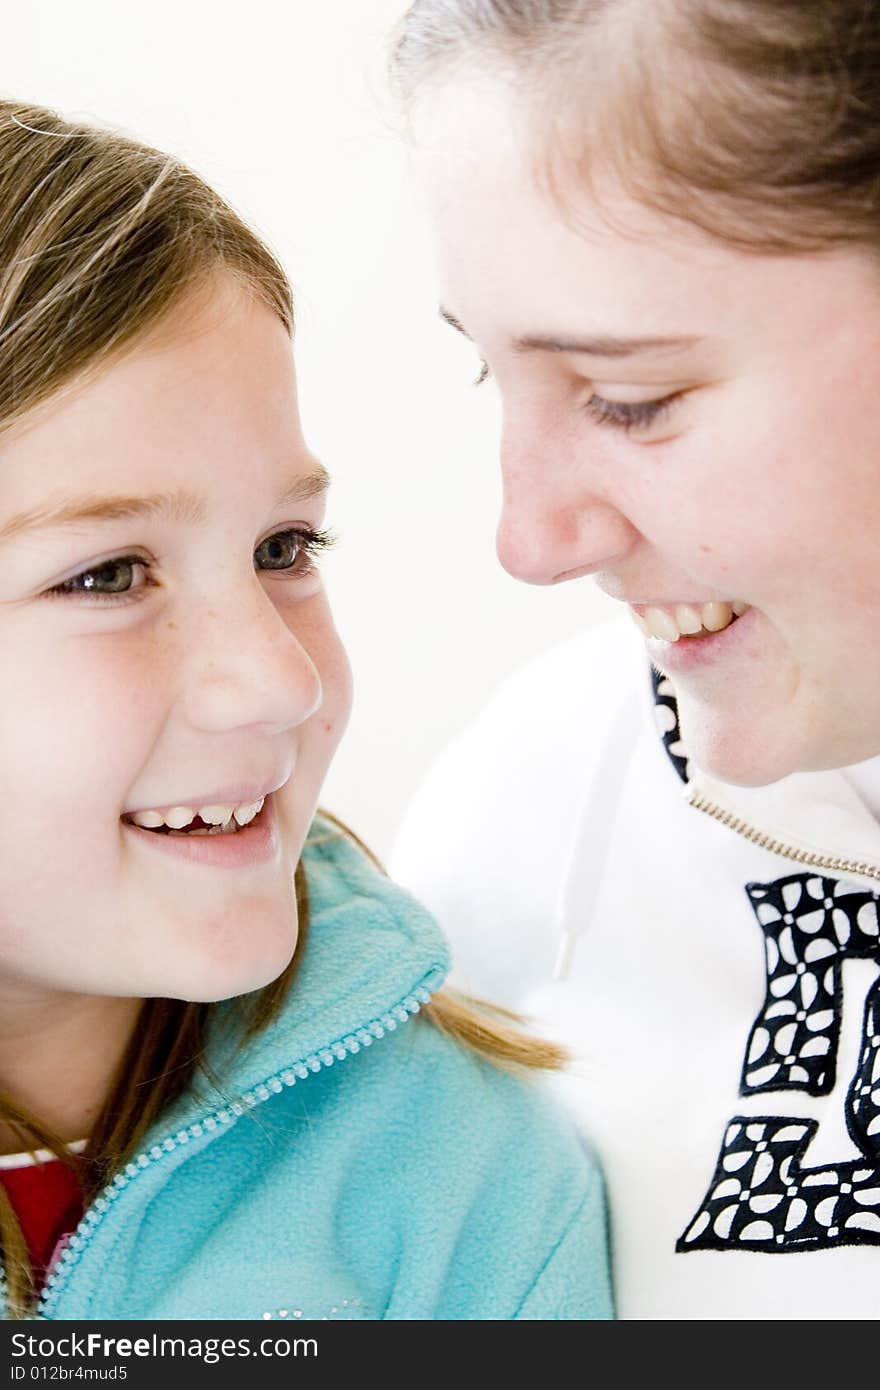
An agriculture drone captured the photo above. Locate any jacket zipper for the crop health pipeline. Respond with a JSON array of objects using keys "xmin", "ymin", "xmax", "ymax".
[
  {"xmin": 686, "ymin": 787, "xmax": 880, "ymax": 883},
  {"xmin": 2, "ymin": 975, "xmax": 440, "ymax": 1321}
]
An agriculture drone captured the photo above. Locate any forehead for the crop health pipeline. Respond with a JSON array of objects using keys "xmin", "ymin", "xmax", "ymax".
[
  {"xmin": 411, "ymin": 75, "xmax": 820, "ymax": 350},
  {"xmin": 0, "ymin": 285, "xmax": 305, "ymax": 510}
]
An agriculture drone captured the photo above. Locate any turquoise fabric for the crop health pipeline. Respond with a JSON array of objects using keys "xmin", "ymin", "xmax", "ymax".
[{"xmin": 32, "ymin": 820, "xmax": 613, "ymax": 1322}]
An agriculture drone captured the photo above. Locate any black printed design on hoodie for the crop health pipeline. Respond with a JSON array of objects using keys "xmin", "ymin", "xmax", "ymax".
[{"xmin": 652, "ymin": 669, "xmax": 880, "ymax": 1252}]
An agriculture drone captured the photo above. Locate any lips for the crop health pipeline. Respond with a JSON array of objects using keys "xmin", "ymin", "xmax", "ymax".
[
  {"xmin": 123, "ymin": 792, "xmax": 280, "ymax": 867},
  {"xmin": 122, "ymin": 770, "xmax": 292, "ymax": 822}
]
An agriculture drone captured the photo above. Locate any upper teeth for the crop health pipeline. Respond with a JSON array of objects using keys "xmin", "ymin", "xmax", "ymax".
[
  {"xmin": 129, "ymin": 798, "xmax": 265, "ymax": 830},
  {"xmin": 631, "ymin": 600, "xmax": 748, "ymax": 642}
]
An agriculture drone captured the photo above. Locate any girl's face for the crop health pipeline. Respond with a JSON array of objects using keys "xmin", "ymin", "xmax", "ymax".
[
  {"xmin": 414, "ymin": 77, "xmax": 880, "ymax": 786},
  {"xmin": 0, "ymin": 281, "xmax": 351, "ymax": 1007}
]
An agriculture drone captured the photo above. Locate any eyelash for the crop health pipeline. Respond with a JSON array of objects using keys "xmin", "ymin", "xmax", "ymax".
[
  {"xmin": 583, "ymin": 393, "xmax": 681, "ymax": 433},
  {"xmin": 475, "ymin": 359, "xmax": 680, "ymax": 434},
  {"xmin": 43, "ymin": 526, "xmax": 336, "ymax": 607}
]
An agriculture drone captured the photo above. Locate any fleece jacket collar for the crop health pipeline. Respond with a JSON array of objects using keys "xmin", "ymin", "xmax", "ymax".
[{"xmin": 146, "ymin": 818, "xmax": 450, "ymax": 1141}]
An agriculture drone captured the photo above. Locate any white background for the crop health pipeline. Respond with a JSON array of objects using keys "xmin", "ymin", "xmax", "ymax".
[{"xmin": 0, "ymin": 1, "xmax": 610, "ymax": 856}]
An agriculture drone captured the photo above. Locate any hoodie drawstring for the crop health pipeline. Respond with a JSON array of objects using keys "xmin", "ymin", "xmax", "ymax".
[{"xmin": 553, "ymin": 689, "xmax": 641, "ymax": 981}]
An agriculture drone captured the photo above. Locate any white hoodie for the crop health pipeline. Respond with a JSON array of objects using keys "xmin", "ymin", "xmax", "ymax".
[{"xmin": 390, "ymin": 616, "xmax": 880, "ymax": 1319}]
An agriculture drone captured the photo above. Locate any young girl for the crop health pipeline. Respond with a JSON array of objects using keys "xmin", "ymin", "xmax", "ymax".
[
  {"xmin": 0, "ymin": 99, "xmax": 611, "ymax": 1321},
  {"xmin": 389, "ymin": 0, "xmax": 880, "ymax": 1319}
]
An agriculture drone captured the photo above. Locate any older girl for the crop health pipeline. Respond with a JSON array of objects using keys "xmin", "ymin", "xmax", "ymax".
[{"xmin": 391, "ymin": 0, "xmax": 880, "ymax": 1318}]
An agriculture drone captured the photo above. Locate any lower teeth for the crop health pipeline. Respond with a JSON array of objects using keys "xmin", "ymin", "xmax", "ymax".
[{"xmin": 166, "ymin": 822, "xmax": 241, "ymax": 837}]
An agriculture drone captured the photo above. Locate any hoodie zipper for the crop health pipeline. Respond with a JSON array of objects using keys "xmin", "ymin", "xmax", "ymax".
[
  {"xmin": 2, "ymin": 975, "xmax": 440, "ymax": 1321},
  {"xmin": 687, "ymin": 787, "xmax": 880, "ymax": 883}
]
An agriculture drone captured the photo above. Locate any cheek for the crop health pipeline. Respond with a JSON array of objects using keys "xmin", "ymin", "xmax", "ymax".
[
  {"xmin": 272, "ymin": 608, "xmax": 352, "ymax": 851},
  {"xmin": 0, "ymin": 628, "xmax": 167, "ymax": 821},
  {"xmin": 0, "ymin": 630, "xmax": 168, "ymax": 977},
  {"xmin": 283, "ymin": 597, "xmax": 353, "ymax": 763},
  {"xmin": 312, "ymin": 627, "xmax": 353, "ymax": 756},
  {"xmin": 628, "ymin": 379, "xmax": 879, "ymax": 598},
  {"xmin": 618, "ymin": 435, "xmax": 763, "ymax": 588},
  {"xmin": 722, "ymin": 366, "xmax": 880, "ymax": 543}
]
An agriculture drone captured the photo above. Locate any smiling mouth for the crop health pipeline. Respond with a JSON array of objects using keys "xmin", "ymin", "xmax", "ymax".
[{"xmin": 629, "ymin": 600, "xmax": 748, "ymax": 642}]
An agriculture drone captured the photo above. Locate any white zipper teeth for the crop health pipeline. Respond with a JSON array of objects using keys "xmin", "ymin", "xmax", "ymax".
[
  {"xmin": 687, "ymin": 790, "xmax": 880, "ymax": 881},
  {"xmin": 29, "ymin": 974, "xmax": 442, "ymax": 1319}
]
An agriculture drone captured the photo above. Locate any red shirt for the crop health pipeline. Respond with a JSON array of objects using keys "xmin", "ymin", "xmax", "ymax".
[{"xmin": 0, "ymin": 1144, "xmax": 85, "ymax": 1284}]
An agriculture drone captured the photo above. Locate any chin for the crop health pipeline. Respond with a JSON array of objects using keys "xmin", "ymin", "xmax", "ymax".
[
  {"xmin": 161, "ymin": 915, "xmax": 300, "ymax": 1004},
  {"xmin": 676, "ymin": 696, "xmax": 802, "ymax": 788}
]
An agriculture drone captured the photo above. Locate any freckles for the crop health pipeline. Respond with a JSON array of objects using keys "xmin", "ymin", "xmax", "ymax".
[{"xmin": 700, "ymin": 544, "xmax": 713, "ymax": 554}]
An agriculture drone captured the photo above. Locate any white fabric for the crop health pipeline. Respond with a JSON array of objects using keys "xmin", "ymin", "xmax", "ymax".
[
  {"xmin": 0, "ymin": 1139, "xmax": 87, "ymax": 1170},
  {"xmin": 843, "ymin": 754, "xmax": 880, "ymax": 824},
  {"xmin": 390, "ymin": 616, "xmax": 880, "ymax": 1319}
]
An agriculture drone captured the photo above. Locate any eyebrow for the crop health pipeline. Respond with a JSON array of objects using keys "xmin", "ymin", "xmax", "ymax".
[
  {"xmin": 0, "ymin": 463, "xmax": 331, "ymax": 545},
  {"xmin": 440, "ymin": 307, "xmax": 702, "ymax": 359}
]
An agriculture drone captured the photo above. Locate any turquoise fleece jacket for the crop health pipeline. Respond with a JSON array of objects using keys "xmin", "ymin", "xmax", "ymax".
[{"xmin": 23, "ymin": 822, "xmax": 612, "ymax": 1322}]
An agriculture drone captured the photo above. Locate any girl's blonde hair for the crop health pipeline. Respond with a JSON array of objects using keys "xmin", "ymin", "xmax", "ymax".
[
  {"xmin": 0, "ymin": 100, "xmax": 563, "ymax": 1317},
  {"xmin": 391, "ymin": 0, "xmax": 880, "ymax": 255}
]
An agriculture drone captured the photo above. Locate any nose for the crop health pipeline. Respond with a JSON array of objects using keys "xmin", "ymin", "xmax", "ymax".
[
  {"xmin": 184, "ymin": 575, "xmax": 324, "ymax": 735},
  {"xmin": 496, "ymin": 432, "xmax": 639, "ymax": 586}
]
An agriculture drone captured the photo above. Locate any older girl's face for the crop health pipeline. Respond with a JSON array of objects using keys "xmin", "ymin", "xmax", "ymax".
[
  {"xmin": 0, "ymin": 281, "xmax": 351, "ymax": 1007},
  {"xmin": 414, "ymin": 77, "xmax": 880, "ymax": 786}
]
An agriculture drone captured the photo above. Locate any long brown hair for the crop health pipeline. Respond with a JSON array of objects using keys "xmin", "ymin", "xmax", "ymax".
[
  {"xmin": 391, "ymin": 0, "xmax": 880, "ymax": 255},
  {"xmin": 0, "ymin": 100, "xmax": 562, "ymax": 1318}
]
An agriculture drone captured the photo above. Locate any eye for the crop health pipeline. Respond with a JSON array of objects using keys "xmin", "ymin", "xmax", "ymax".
[
  {"xmin": 254, "ymin": 526, "xmax": 335, "ymax": 575},
  {"xmin": 43, "ymin": 527, "xmax": 336, "ymax": 607},
  {"xmin": 585, "ymin": 392, "xmax": 682, "ymax": 433},
  {"xmin": 44, "ymin": 555, "xmax": 153, "ymax": 605}
]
